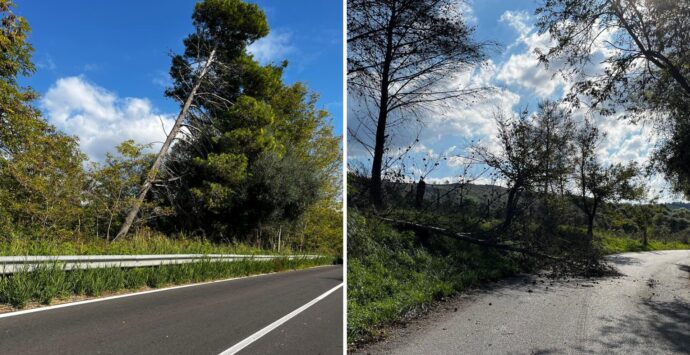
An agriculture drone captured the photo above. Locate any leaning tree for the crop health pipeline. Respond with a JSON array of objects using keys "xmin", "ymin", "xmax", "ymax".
[{"xmin": 115, "ymin": 0, "xmax": 268, "ymax": 239}]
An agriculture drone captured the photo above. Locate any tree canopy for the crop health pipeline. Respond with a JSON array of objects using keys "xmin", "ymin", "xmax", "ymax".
[{"xmin": 535, "ymin": 0, "xmax": 690, "ymax": 197}]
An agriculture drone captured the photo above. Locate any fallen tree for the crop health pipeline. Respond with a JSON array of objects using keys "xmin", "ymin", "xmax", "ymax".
[
  {"xmin": 376, "ymin": 216, "xmax": 618, "ymax": 277},
  {"xmin": 376, "ymin": 216, "xmax": 562, "ymax": 261}
]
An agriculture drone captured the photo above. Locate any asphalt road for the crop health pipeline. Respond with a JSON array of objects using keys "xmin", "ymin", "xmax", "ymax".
[
  {"xmin": 0, "ymin": 265, "xmax": 343, "ymax": 355},
  {"xmin": 362, "ymin": 250, "xmax": 690, "ymax": 354}
]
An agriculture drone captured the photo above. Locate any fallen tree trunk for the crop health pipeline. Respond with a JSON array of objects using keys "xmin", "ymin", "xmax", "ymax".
[{"xmin": 376, "ymin": 216, "xmax": 562, "ymax": 261}]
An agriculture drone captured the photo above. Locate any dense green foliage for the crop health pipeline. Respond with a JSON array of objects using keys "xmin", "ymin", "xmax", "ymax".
[
  {"xmin": 0, "ymin": 0, "xmax": 341, "ymax": 257},
  {"xmin": 0, "ymin": 0, "xmax": 86, "ymax": 238},
  {"xmin": 0, "ymin": 232, "xmax": 291, "ymax": 256},
  {"xmin": 155, "ymin": 0, "xmax": 340, "ymax": 248},
  {"xmin": 0, "ymin": 256, "xmax": 332, "ymax": 309},
  {"xmin": 598, "ymin": 233, "xmax": 690, "ymax": 255}
]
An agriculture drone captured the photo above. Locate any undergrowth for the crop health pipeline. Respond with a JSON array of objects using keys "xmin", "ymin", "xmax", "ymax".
[
  {"xmin": 0, "ymin": 232, "xmax": 295, "ymax": 256},
  {"xmin": 347, "ymin": 211, "xmax": 520, "ymax": 345}
]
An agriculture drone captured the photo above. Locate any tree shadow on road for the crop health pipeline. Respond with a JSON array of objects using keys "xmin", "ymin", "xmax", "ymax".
[
  {"xmin": 677, "ymin": 264, "xmax": 690, "ymax": 274},
  {"xmin": 586, "ymin": 298, "xmax": 690, "ymax": 354}
]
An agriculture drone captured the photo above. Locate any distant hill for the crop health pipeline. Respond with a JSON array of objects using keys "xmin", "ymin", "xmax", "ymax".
[{"xmin": 665, "ymin": 202, "xmax": 690, "ymax": 210}]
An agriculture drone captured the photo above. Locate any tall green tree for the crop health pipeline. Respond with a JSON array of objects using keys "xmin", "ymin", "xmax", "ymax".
[
  {"xmin": 115, "ymin": 0, "xmax": 269, "ymax": 239},
  {"xmin": 0, "ymin": 0, "xmax": 85, "ymax": 237},
  {"xmin": 155, "ymin": 0, "xmax": 340, "ymax": 243}
]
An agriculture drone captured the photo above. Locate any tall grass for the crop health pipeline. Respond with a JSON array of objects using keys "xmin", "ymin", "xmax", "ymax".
[
  {"xmin": 347, "ymin": 212, "xmax": 519, "ymax": 345},
  {"xmin": 0, "ymin": 257, "xmax": 332, "ymax": 309},
  {"xmin": 597, "ymin": 233, "xmax": 690, "ymax": 254},
  {"xmin": 0, "ymin": 231, "xmax": 296, "ymax": 256}
]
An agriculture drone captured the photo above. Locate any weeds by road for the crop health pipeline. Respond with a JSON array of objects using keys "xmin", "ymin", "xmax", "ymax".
[
  {"xmin": 347, "ymin": 212, "xmax": 520, "ymax": 345},
  {"xmin": 599, "ymin": 234, "xmax": 690, "ymax": 254},
  {"xmin": 0, "ymin": 256, "xmax": 333, "ymax": 309},
  {"xmin": 0, "ymin": 232, "xmax": 295, "ymax": 256}
]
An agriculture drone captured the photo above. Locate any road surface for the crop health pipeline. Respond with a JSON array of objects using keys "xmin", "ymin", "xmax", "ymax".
[
  {"xmin": 361, "ymin": 250, "xmax": 690, "ymax": 354},
  {"xmin": 0, "ymin": 265, "xmax": 343, "ymax": 354}
]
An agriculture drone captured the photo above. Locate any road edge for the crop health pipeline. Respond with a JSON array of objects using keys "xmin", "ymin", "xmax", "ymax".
[{"xmin": 0, "ymin": 264, "xmax": 338, "ymax": 319}]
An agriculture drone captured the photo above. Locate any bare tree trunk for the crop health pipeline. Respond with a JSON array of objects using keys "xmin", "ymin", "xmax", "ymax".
[
  {"xmin": 114, "ymin": 47, "xmax": 217, "ymax": 241},
  {"xmin": 106, "ymin": 214, "xmax": 114, "ymax": 241},
  {"xmin": 501, "ymin": 184, "xmax": 520, "ymax": 233},
  {"xmin": 415, "ymin": 178, "xmax": 426, "ymax": 209},
  {"xmin": 586, "ymin": 214, "xmax": 594, "ymax": 241},
  {"xmin": 370, "ymin": 12, "xmax": 395, "ymax": 208},
  {"xmin": 277, "ymin": 226, "xmax": 282, "ymax": 252}
]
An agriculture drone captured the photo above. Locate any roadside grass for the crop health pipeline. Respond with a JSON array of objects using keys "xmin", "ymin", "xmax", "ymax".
[
  {"xmin": 0, "ymin": 231, "xmax": 293, "ymax": 256},
  {"xmin": 598, "ymin": 233, "xmax": 690, "ymax": 254},
  {"xmin": 0, "ymin": 257, "xmax": 333, "ymax": 309},
  {"xmin": 347, "ymin": 212, "xmax": 520, "ymax": 345}
]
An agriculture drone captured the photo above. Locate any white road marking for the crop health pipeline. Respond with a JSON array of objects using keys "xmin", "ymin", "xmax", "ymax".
[
  {"xmin": 0, "ymin": 265, "xmax": 333, "ymax": 319},
  {"xmin": 219, "ymin": 283, "xmax": 344, "ymax": 355}
]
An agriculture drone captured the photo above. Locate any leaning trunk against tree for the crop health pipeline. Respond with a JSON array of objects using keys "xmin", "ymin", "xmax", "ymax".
[{"xmin": 114, "ymin": 48, "xmax": 217, "ymax": 241}]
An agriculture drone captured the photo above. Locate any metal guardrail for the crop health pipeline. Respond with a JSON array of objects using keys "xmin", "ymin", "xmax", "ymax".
[{"xmin": 0, "ymin": 254, "xmax": 322, "ymax": 274}]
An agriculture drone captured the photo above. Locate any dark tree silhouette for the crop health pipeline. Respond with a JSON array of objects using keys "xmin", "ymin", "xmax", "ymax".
[
  {"xmin": 535, "ymin": 0, "xmax": 690, "ymax": 197},
  {"xmin": 348, "ymin": 0, "xmax": 490, "ymax": 207}
]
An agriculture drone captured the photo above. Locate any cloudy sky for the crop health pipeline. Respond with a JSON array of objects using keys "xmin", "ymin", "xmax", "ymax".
[
  {"xmin": 17, "ymin": 0, "xmax": 343, "ymax": 162},
  {"xmin": 347, "ymin": 0, "xmax": 678, "ymax": 201}
]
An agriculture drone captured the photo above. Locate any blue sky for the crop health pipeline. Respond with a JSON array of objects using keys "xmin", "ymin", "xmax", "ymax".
[
  {"xmin": 347, "ymin": 0, "xmax": 673, "ymax": 200},
  {"xmin": 15, "ymin": 0, "xmax": 343, "ymax": 161}
]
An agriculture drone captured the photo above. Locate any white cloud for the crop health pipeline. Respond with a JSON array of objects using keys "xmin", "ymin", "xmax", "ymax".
[
  {"xmin": 500, "ymin": 10, "xmax": 531, "ymax": 37},
  {"xmin": 425, "ymin": 60, "xmax": 521, "ymax": 141},
  {"xmin": 248, "ymin": 30, "xmax": 295, "ymax": 64},
  {"xmin": 457, "ymin": 0, "xmax": 478, "ymax": 26},
  {"xmin": 347, "ymin": 6, "xmax": 685, "ymax": 201},
  {"xmin": 496, "ymin": 10, "xmax": 565, "ymax": 97},
  {"xmin": 41, "ymin": 76, "xmax": 175, "ymax": 162}
]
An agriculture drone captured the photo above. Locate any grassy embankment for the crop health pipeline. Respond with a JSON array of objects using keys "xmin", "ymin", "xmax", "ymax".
[{"xmin": 598, "ymin": 233, "xmax": 690, "ymax": 254}]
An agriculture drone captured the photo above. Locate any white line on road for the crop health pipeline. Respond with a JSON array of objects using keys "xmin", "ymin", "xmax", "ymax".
[{"xmin": 219, "ymin": 283, "xmax": 344, "ymax": 355}]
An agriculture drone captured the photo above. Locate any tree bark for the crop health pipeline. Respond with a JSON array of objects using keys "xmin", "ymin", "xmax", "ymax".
[
  {"xmin": 114, "ymin": 47, "xmax": 217, "ymax": 241},
  {"xmin": 586, "ymin": 200, "xmax": 598, "ymax": 242},
  {"xmin": 501, "ymin": 184, "xmax": 521, "ymax": 232},
  {"xmin": 370, "ymin": 9, "xmax": 395, "ymax": 208},
  {"xmin": 586, "ymin": 214, "xmax": 594, "ymax": 241},
  {"xmin": 415, "ymin": 178, "xmax": 426, "ymax": 209}
]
